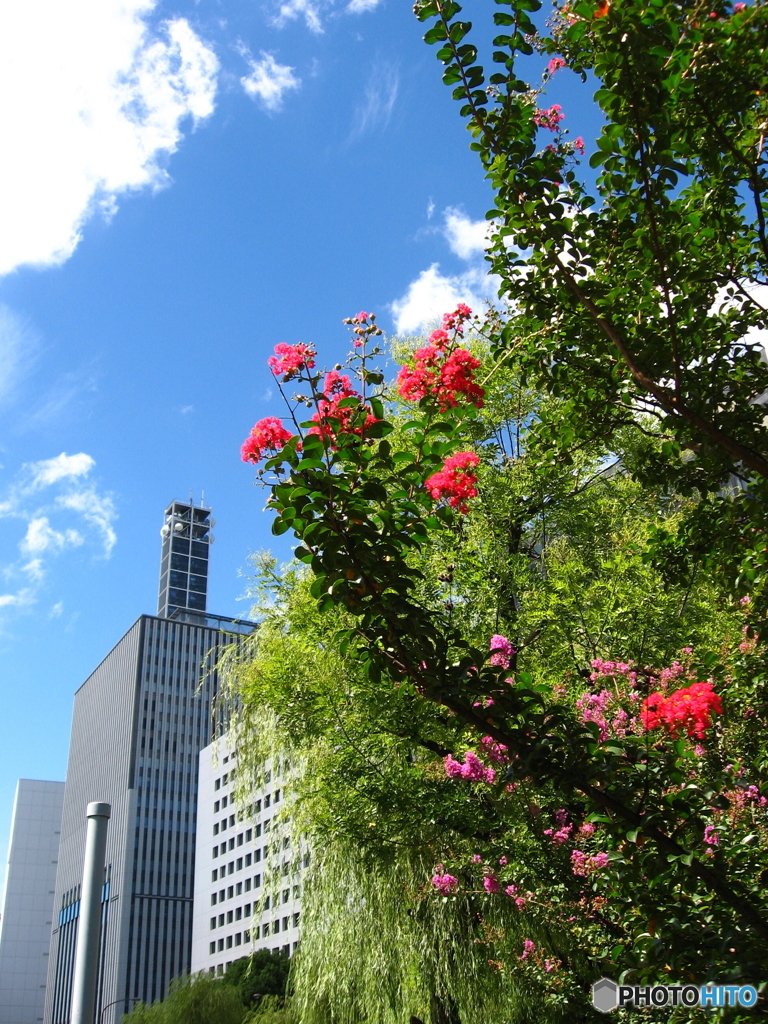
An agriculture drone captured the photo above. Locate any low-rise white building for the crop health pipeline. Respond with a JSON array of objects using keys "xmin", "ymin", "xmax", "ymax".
[
  {"xmin": 191, "ymin": 739, "xmax": 303, "ymax": 977},
  {"xmin": 0, "ymin": 779, "xmax": 64, "ymax": 1024}
]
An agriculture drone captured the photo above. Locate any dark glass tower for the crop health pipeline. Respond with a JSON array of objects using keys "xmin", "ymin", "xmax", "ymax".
[
  {"xmin": 157, "ymin": 501, "xmax": 213, "ymax": 618},
  {"xmin": 45, "ymin": 502, "xmax": 253, "ymax": 1024}
]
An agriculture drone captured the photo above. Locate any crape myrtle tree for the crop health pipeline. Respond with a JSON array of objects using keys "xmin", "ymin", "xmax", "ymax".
[
  {"xmin": 231, "ymin": 307, "xmax": 767, "ymax": 1019},
  {"xmin": 414, "ymin": 0, "xmax": 768, "ymax": 600}
]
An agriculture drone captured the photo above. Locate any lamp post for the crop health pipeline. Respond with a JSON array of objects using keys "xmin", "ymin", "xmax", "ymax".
[
  {"xmin": 99, "ymin": 997, "xmax": 139, "ymax": 1024},
  {"xmin": 70, "ymin": 802, "xmax": 111, "ymax": 1024}
]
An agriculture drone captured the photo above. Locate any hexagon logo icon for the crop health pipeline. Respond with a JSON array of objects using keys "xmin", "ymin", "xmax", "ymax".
[{"xmin": 592, "ymin": 977, "xmax": 619, "ymax": 1013}]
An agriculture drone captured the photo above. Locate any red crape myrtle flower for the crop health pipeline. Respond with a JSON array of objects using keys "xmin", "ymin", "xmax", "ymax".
[
  {"xmin": 533, "ymin": 105, "xmax": 565, "ymax": 131},
  {"xmin": 640, "ymin": 682, "xmax": 722, "ymax": 740},
  {"xmin": 268, "ymin": 342, "xmax": 316, "ymax": 378},
  {"xmin": 241, "ymin": 417, "xmax": 294, "ymax": 463},
  {"xmin": 308, "ymin": 370, "xmax": 379, "ymax": 444},
  {"xmin": 396, "ymin": 306, "xmax": 484, "ymax": 411},
  {"xmin": 425, "ymin": 452, "xmax": 480, "ymax": 513}
]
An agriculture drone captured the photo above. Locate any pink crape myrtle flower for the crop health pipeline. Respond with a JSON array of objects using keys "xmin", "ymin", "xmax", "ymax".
[
  {"xmin": 241, "ymin": 417, "xmax": 294, "ymax": 463},
  {"xmin": 520, "ymin": 939, "xmax": 536, "ymax": 960},
  {"xmin": 533, "ymin": 105, "xmax": 565, "ymax": 131},
  {"xmin": 489, "ymin": 634, "xmax": 515, "ymax": 669},
  {"xmin": 425, "ymin": 452, "xmax": 480, "ymax": 514},
  {"xmin": 431, "ymin": 870, "xmax": 459, "ymax": 894},
  {"xmin": 483, "ymin": 873, "xmax": 501, "ymax": 894},
  {"xmin": 703, "ymin": 825, "xmax": 719, "ymax": 846},
  {"xmin": 444, "ymin": 751, "xmax": 496, "ymax": 785},
  {"xmin": 548, "ymin": 57, "xmax": 566, "ymax": 75},
  {"xmin": 267, "ymin": 342, "xmax": 315, "ymax": 378}
]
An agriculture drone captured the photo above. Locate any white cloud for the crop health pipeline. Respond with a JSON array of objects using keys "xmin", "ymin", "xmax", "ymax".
[
  {"xmin": 241, "ymin": 53, "xmax": 301, "ymax": 112},
  {"xmin": 391, "ymin": 264, "xmax": 495, "ymax": 334},
  {"xmin": 0, "ymin": 305, "xmax": 37, "ymax": 406},
  {"xmin": 347, "ymin": 0, "xmax": 382, "ymax": 12},
  {"xmin": 49, "ymin": 601, "xmax": 64, "ymax": 618},
  {"xmin": 0, "ymin": 452, "xmax": 116, "ymax": 614},
  {"xmin": 26, "ymin": 452, "xmax": 95, "ymax": 490},
  {"xmin": 351, "ymin": 63, "xmax": 398, "ymax": 140},
  {"xmin": 272, "ymin": 0, "xmax": 324, "ymax": 33},
  {"xmin": 0, "ymin": 3, "xmax": 219, "ymax": 277},
  {"xmin": 21, "ymin": 516, "xmax": 82, "ymax": 555},
  {"xmin": 57, "ymin": 490, "xmax": 117, "ymax": 556},
  {"xmin": 444, "ymin": 208, "xmax": 491, "ymax": 260}
]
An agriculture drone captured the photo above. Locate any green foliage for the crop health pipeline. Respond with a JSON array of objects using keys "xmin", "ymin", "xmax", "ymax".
[
  {"xmin": 415, "ymin": 0, "xmax": 768, "ymax": 609},
  {"xmin": 223, "ymin": 951, "xmax": 291, "ymax": 1006},
  {"xmin": 122, "ymin": 972, "xmax": 246, "ymax": 1024}
]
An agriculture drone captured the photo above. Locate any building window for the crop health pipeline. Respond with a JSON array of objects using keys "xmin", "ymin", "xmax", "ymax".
[
  {"xmin": 229, "ymin": 815, "xmax": 235, "ymax": 828},
  {"xmin": 229, "ymin": 838, "xmax": 235, "ymax": 851},
  {"xmin": 283, "ymin": 917, "xmax": 289, "ymax": 931},
  {"xmin": 237, "ymin": 833, "xmax": 243, "ymax": 847},
  {"xmin": 264, "ymin": 795, "xmax": 271, "ymax": 809},
  {"xmin": 214, "ymin": 800, "xmax": 220, "ymax": 813},
  {"xmin": 275, "ymin": 789, "xmax": 281, "ymax": 803},
  {"xmin": 245, "ymin": 853, "xmax": 252, "ymax": 867},
  {"xmin": 245, "ymin": 903, "xmax": 251, "ymax": 917},
  {"xmin": 209, "ymin": 942, "xmax": 216, "ymax": 954},
  {"xmin": 210, "ymin": 918, "xmax": 216, "ymax": 930},
  {"xmin": 254, "ymin": 850, "xmax": 261, "ymax": 863},
  {"xmin": 236, "ymin": 882, "xmax": 242, "ymax": 896},
  {"xmin": 212, "ymin": 847, "xmax": 218, "ymax": 858},
  {"xmin": 227, "ymin": 886, "xmax": 234, "ymax": 899},
  {"xmin": 217, "ymin": 963, "xmax": 224, "ymax": 974},
  {"xmin": 215, "ymin": 779, "xmax": 220, "ymax": 791},
  {"xmin": 226, "ymin": 936, "xmax": 233, "ymax": 949},
  {"xmin": 264, "ymin": 821, "xmax": 271, "ymax": 834},
  {"xmin": 220, "ymin": 819, "xmax": 227, "ymax": 832},
  {"xmin": 283, "ymin": 889, "xmax": 290, "ymax": 904},
  {"xmin": 211, "ymin": 869, "xmax": 218, "ymax": 882},
  {"xmin": 236, "ymin": 907, "xmax": 242, "ymax": 921},
  {"xmin": 255, "ymin": 800, "xmax": 261, "ymax": 813},
  {"xmin": 218, "ymin": 914, "xmax": 224, "ymax": 927},
  {"xmin": 254, "ymin": 874, "xmax": 261, "ymax": 888},
  {"xmin": 293, "ymin": 912, "xmax": 300, "ymax": 927},
  {"xmin": 228, "ymin": 860, "xmax": 235, "ymax": 874},
  {"xmin": 245, "ymin": 829, "xmax": 252, "ymax": 843},
  {"xmin": 255, "ymin": 824, "xmax": 262, "ymax": 838},
  {"xmin": 236, "ymin": 858, "xmax": 243, "ymax": 871},
  {"xmin": 293, "ymin": 885, "xmax": 301, "ymax": 899},
  {"xmin": 222, "ymin": 795, "xmax": 228, "ymax": 809},
  {"xmin": 235, "ymin": 933, "xmax": 242, "ymax": 946},
  {"xmin": 264, "ymin": 896, "xmax": 270, "ymax": 910},
  {"xmin": 244, "ymin": 929, "xmax": 251, "ymax": 942},
  {"xmin": 253, "ymin": 926, "xmax": 259, "ymax": 940},
  {"xmin": 218, "ymin": 939, "xmax": 224, "ymax": 952},
  {"xmin": 245, "ymin": 878, "xmax": 251, "ymax": 892},
  {"xmin": 223, "ymin": 773, "xmax": 228, "ymax": 784},
  {"xmin": 211, "ymin": 894, "xmax": 217, "ymax": 906},
  {"xmin": 219, "ymin": 890, "xmax": 225, "ymax": 902},
  {"xmin": 213, "ymin": 823, "xmax": 219, "ymax": 835}
]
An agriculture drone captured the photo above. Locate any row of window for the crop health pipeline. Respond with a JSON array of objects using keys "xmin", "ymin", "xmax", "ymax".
[
  {"xmin": 208, "ymin": 915, "xmax": 299, "ymax": 955},
  {"xmin": 210, "ymin": 889, "xmax": 300, "ymax": 930},
  {"xmin": 213, "ymin": 883, "xmax": 300, "ymax": 907},
  {"xmin": 213, "ymin": 793, "xmax": 278, "ymax": 816}
]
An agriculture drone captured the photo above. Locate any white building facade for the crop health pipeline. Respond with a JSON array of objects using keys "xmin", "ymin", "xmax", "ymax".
[
  {"xmin": 191, "ymin": 739, "xmax": 303, "ymax": 977},
  {"xmin": 0, "ymin": 779, "xmax": 65, "ymax": 1024}
]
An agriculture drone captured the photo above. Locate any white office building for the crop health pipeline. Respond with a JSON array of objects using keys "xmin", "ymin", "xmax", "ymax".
[
  {"xmin": 0, "ymin": 779, "xmax": 65, "ymax": 1024},
  {"xmin": 191, "ymin": 740, "xmax": 304, "ymax": 976}
]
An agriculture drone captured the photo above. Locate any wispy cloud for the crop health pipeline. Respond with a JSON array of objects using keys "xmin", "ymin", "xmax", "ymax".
[
  {"xmin": 350, "ymin": 62, "xmax": 398, "ymax": 141},
  {"xmin": 347, "ymin": 0, "xmax": 383, "ymax": 12},
  {"xmin": 271, "ymin": 0, "xmax": 324, "ymax": 33},
  {"xmin": 0, "ymin": 3, "xmax": 219, "ymax": 277},
  {"xmin": 390, "ymin": 207, "xmax": 499, "ymax": 333},
  {"xmin": 0, "ymin": 452, "xmax": 117, "ymax": 612},
  {"xmin": 240, "ymin": 50, "xmax": 301, "ymax": 112},
  {"xmin": 0, "ymin": 305, "xmax": 37, "ymax": 407}
]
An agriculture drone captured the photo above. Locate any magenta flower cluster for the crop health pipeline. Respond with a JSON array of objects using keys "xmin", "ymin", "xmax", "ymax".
[{"xmin": 444, "ymin": 751, "xmax": 497, "ymax": 785}]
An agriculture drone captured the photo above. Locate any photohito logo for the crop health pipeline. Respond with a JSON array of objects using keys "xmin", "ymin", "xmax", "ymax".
[{"xmin": 591, "ymin": 978, "xmax": 758, "ymax": 1012}]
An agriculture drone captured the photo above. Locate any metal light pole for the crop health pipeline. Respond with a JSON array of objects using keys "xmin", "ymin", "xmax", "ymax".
[{"xmin": 71, "ymin": 802, "xmax": 111, "ymax": 1024}]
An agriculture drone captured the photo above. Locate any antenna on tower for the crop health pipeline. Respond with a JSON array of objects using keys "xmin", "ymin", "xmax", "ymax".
[
  {"xmin": 189, "ymin": 489, "xmax": 193, "ymax": 506},
  {"xmin": 201, "ymin": 490, "xmax": 205, "ymax": 507}
]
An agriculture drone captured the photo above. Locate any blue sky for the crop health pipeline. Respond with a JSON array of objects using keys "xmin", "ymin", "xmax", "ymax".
[{"xmin": 0, "ymin": 0, "xmax": 603, "ymax": 880}]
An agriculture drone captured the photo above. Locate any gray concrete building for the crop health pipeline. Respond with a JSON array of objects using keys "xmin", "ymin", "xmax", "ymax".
[
  {"xmin": 0, "ymin": 779, "xmax": 65, "ymax": 1024},
  {"xmin": 44, "ymin": 501, "xmax": 253, "ymax": 1024}
]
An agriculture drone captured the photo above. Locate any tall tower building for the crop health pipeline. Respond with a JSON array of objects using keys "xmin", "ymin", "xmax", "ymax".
[
  {"xmin": 0, "ymin": 779, "xmax": 65, "ymax": 1024},
  {"xmin": 44, "ymin": 501, "xmax": 253, "ymax": 1024}
]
